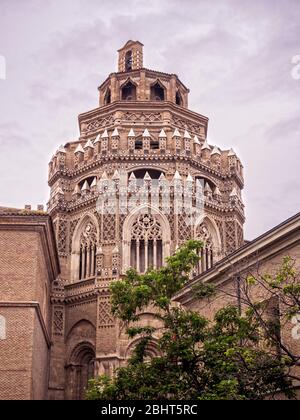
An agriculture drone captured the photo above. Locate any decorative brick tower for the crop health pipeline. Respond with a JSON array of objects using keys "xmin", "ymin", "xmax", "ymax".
[{"xmin": 47, "ymin": 41, "xmax": 245, "ymax": 399}]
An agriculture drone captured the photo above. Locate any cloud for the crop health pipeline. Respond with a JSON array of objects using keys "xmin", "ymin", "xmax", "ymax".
[{"xmin": 0, "ymin": 0, "xmax": 299, "ymax": 239}]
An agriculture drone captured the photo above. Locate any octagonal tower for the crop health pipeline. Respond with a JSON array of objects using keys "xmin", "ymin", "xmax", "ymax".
[{"xmin": 47, "ymin": 41, "xmax": 245, "ymax": 399}]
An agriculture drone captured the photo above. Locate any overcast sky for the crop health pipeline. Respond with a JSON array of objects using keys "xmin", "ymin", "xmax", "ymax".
[{"xmin": 0, "ymin": 0, "xmax": 299, "ymax": 240}]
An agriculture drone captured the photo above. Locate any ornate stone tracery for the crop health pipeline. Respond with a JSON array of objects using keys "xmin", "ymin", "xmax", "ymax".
[
  {"xmin": 194, "ymin": 218, "xmax": 222, "ymax": 274},
  {"xmin": 70, "ymin": 215, "xmax": 99, "ymax": 282},
  {"xmin": 122, "ymin": 206, "xmax": 171, "ymax": 274},
  {"xmin": 79, "ymin": 222, "xmax": 97, "ymax": 280},
  {"xmin": 130, "ymin": 213, "xmax": 163, "ymax": 272}
]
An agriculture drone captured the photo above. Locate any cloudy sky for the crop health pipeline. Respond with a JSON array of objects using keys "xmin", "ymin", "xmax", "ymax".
[{"xmin": 0, "ymin": 0, "xmax": 299, "ymax": 239}]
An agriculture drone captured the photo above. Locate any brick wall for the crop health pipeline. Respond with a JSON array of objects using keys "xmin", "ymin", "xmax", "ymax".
[
  {"xmin": 0, "ymin": 219, "xmax": 57, "ymax": 400},
  {"xmin": 0, "ymin": 307, "xmax": 34, "ymax": 400}
]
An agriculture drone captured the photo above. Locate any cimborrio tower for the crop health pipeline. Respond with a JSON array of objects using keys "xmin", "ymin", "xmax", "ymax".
[{"xmin": 47, "ymin": 41, "xmax": 245, "ymax": 399}]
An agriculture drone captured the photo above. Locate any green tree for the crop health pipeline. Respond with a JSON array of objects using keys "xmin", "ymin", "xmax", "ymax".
[{"xmin": 87, "ymin": 241, "xmax": 294, "ymax": 400}]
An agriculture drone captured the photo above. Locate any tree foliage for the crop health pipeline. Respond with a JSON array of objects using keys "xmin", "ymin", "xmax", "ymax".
[{"xmin": 87, "ymin": 241, "xmax": 296, "ymax": 400}]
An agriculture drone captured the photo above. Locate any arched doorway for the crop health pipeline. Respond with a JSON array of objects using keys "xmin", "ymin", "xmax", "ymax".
[{"xmin": 66, "ymin": 342, "xmax": 95, "ymax": 400}]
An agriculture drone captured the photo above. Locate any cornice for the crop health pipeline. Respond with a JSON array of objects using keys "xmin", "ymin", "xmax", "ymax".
[
  {"xmin": 0, "ymin": 301, "xmax": 52, "ymax": 347},
  {"xmin": 78, "ymin": 101, "xmax": 208, "ymax": 131},
  {"xmin": 174, "ymin": 212, "xmax": 300, "ymax": 305},
  {"xmin": 48, "ymin": 153, "xmax": 243, "ymax": 187},
  {"xmin": 97, "ymin": 68, "xmax": 189, "ymax": 92},
  {"xmin": 0, "ymin": 214, "xmax": 60, "ymax": 281}
]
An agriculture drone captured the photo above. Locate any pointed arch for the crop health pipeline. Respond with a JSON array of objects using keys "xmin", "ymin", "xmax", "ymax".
[
  {"xmin": 120, "ymin": 78, "xmax": 137, "ymax": 101},
  {"xmin": 66, "ymin": 318, "xmax": 96, "ymax": 340},
  {"xmin": 66, "ymin": 340, "xmax": 96, "ymax": 400},
  {"xmin": 122, "ymin": 205, "xmax": 171, "ymax": 273},
  {"xmin": 176, "ymin": 90, "xmax": 183, "ymax": 106},
  {"xmin": 71, "ymin": 214, "xmax": 99, "ymax": 282},
  {"xmin": 125, "ymin": 337, "xmax": 160, "ymax": 360},
  {"xmin": 104, "ymin": 88, "xmax": 111, "ymax": 105},
  {"xmin": 194, "ymin": 215, "xmax": 222, "ymax": 274},
  {"xmin": 150, "ymin": 79, "xmax": 166, "ymax": 101}
]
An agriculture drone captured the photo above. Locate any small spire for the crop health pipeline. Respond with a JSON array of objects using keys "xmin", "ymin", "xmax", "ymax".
[
  {"xmin": 73, "ymin": 184, "xmax": 81, "ymax": 195},
  {"xmin": 186, "ymin": 173, "xmax": 193, "ymax": 182},
  {"xmin": 101, "ymin": 129, "xmax": 109, "ymax": 139},
  {"xmin": 128, "ymin": 128, "xmax": 135, "ymax": 137},
  {"xmin": 84, "ymin": 139, "xmax": 95, "ymax": 149},
  {"xmin": 112, "ymin": 245, "xmax": 119, "ymax": 254},
  {"xmin": 91, "ymin": 177, "xmax": 97, "ymax": 188},
  {"xmin": 57, "ymin": 186, "xmax": 64, "ymax": 195},
  {"xmin": 75, "ymin": 144, "xmax": 84, "ymax": 154},
  {"xmin": 129, "ymin": 172, "xmax": 136, "ymax": 181},
  {"xmin": 159, "ymin": 173, "xmax": 166, "ymax": 181},
  {"xmin": 94, "ymin": 134, "xmax": 101, "ymax": 144},
  {"xmin": 196, "ymin": 178, "xmax": 203, "ymax": 190},
  {"xmin": 58, "ymin": 145, "xmax": 66, "ymax": 154},
  {"xmin": 112, "ymin": 169, "xmax": 120, "ymax": 180},
  {"xmin": 82, "ymin": 180, "xmax": 90, "ymax": 191},
  {"xmin": 214, "ymin": 186, "xmax": 221, "ymax": 196},
  {"xmin": 173, "ymin": 170, "xmax": 182, "ymax": 180},
  {"xmin": 144, "ymin": 171, "xmax": 152, "ymax": 180},
  {"xmin": 204, "ymin": 183, "xmax": 212, "ymax": 193},
  {"xmin": 230, "ymin": 187, "xmax": 238, "ymax": 197},
  {"xmin": 172, "ymin": 128, "xmax": 181, "ymax": 138},
  {"xmin": 228, "ymin": 148, "xmax": 236, "ymax": 157},
  {"xmin": 159, "ymin": 129, "xmax": 167, "ymax": 138},
  {"xmin": 112, "ymin": 128, "xmax": 119, "ymax": 137},
  {"xmin": 201, "ymin": 139, "xmax": 211, "ymax": 151},
  {"xmin": 97, "ymin": 246, "xmax": 103, "ymax": 255},
  {"xmin": 143, "ymin": 128, "xmax": 151, "ymax": 138},
  {"xmin": 211, "ymin": 146, "xmax": 221, "ymax": 155},
  {"xmin": 101, "ymin": 171, "xmax": 108, "ymax": 180},
  {"xmin": 194, "ymin": 135, "xmax": 200, "ymax": 145},
  {"xmin": 183, "ymin": 130, "xmax": 191, "ymax": 139}
]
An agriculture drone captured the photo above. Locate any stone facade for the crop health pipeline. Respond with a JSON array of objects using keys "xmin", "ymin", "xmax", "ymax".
[{"xmin": 0, "ymin": 41, "xmax": 298, "ymax": 400}]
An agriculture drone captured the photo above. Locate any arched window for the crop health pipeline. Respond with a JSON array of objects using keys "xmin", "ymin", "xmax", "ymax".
[
  {"xmin": 104, "ymin": 88, "xmax": 111, "ymax": 105},
  {"xmin": 150, "ymin": 82, "xmax": 165, "ymax": 101},
  {"xmin": 125, "ymin": 50, "xmax": 133, "ymax": 71},
  {"xmin": 126, "ymin": 338, "xmax": 160, "ymax": 362},
  {"xmin": 123, "ymin": 206, "xmax": 171, "ymax": 274},
  {"xmin": 130, "ymin": 213, "xmax": 163, "ymax": 272},
  {"xmin": 121, "ymin": 80, "xmax": 136, "ymax": 101},
  {"xmin": 176, "ymin": 90, "xmax": 183, "ymax": 106},
  {"xmin": 194, "ymin": 219, "xmax": 221, "ymax": 275},
  {"xmin": 79, "ymin": 222, "xmax": 97, "ymax": 280},
  {"xmin": 0, "ymin": 315, "xmax": 6, "ymax": 340},
  {"xmin": 196, "ymin": 223, "xmax": 214, "ymax": 273}
]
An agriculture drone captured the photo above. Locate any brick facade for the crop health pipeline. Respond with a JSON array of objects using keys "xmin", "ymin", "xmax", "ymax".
[{"xmin": 0, "ymin": 212, "xmax": 59, "ymax": 400}]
